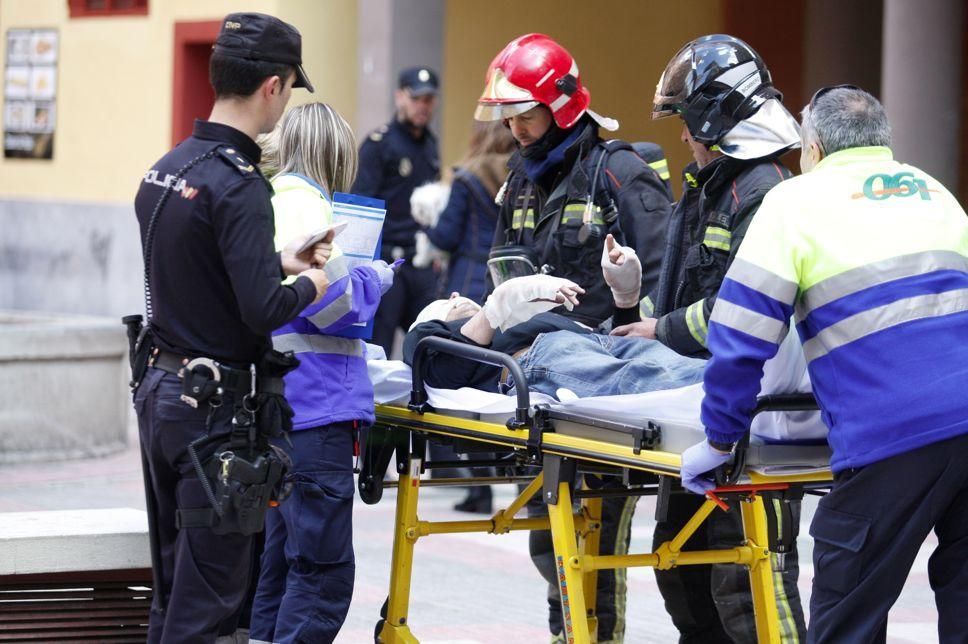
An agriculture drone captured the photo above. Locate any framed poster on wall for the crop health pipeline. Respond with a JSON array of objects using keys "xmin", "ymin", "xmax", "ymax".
[{"xmin": 4, "ymin": 28, "xmax": 58, "ymax": 159}]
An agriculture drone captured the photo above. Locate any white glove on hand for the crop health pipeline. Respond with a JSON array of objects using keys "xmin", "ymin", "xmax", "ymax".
[
  {"xmin": 409, "ymin": 182, "xmax": 451, "ymax": 228},
  {"xmin": 679, "ymin": 440, "xmax": 733, "ymax": 494},
  {"xmin": 482, "ymin": 275, "xmax": 584, "ymax": 331},
  {"xmin": 601, "ymin": 234, "xmax": 642, "ymax": 309},
  {"xmin": 370, "ymin": 260, "xmax": 395, "ymax": 295}
]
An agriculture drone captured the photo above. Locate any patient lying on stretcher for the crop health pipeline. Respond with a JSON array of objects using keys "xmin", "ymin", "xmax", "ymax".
[
  {"xmin": 403, "ymin": 238, "xmax": 818, "ymax": 442},
  {"xmin": 404, "ymin": 283, "xmax": 706, "ymax": 398}
]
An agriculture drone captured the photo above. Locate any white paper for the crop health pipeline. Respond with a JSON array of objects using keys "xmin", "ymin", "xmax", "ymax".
[{"xmin": 331, "ymin": 197, "xmax": 386, "ymax": 270}]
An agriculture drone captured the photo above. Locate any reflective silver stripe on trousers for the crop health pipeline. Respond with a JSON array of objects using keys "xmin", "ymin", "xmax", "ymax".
[
  {"xmin": 802, "ymin": 287, "xmax": 968, "ymax": 363},
  {"xmin": 727, "ymin": 258, "xmax": 799, "ymax": 304},
  {"xmin": 797, "ymin": 250, "xmax": 968, "ymax": 319},
  {"xmin": 307, "ymin": 278, "xmax": 355, "ymax": 329},
  {"xmin": 272, "ymin": 332, "xmax": 364, "ymax": 357},
  {"xmin": 710, "ymin": 299, "xmax": 789, "ymax": 345}
]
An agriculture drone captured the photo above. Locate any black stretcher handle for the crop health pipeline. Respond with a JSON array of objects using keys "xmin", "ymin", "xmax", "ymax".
[
  {"xmin": 408, "ymin": 336, "xmax": 531, "ymax": 429},
  {"xmin": 714, "ymin": 393, "xmax": 819, "ymax": 487}
]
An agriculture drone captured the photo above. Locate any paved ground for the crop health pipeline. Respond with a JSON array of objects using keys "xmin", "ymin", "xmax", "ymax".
[{"xmin": 0, "ymin": 416, "xmax": 939, "ymax": 643}]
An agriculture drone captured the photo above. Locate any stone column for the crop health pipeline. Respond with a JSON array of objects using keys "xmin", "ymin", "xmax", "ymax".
[
  {"xmin": 355, "ymin": 0, "xmax": 444, "ymax": 137},
  {"xmin": 882, "ymin": 0, "xmax": 963, "ymax": 188}
]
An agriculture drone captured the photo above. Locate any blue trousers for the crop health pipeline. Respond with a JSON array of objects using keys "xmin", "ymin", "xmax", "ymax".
[
  {"xmin": 517, "ymin": 331, "xmax": 706, "ymax": 398},
  {"xmin": 808, "ymin": 432, "xmax": 968, "ymax": 643},
  {"xmin": 134, "ymin": 368, "xmax": 254, "ymax": 643},
  {"xmin": 250, "ymin": 423, "xmax": 356, "ymax": 644}
]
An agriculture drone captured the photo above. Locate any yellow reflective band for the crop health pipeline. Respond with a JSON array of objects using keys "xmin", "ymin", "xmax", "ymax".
[
  {"xmin": 685, "ymin": 299, "xmax": 708, "ymax": 346},
  {"xmin": 685, "ymin": 172, "xmax": 698, "ymax": 188},
  {"xmin": 512, "ymin": 208, "xmax": 535, "ymax": 230},
  {"xmin": 639, "ymin": 295, "xmax": 655, "ymax": 317},
  {"xmin": 704, "ymin": 226, "xmax": 732, "ymax": 252},
  {"xmin": 561, "ymin": 203, "xmax": 604, "ymax": 225},
  {"xmin": 649, "ymin": 158, "xmax": 671, "ymax": 181}
]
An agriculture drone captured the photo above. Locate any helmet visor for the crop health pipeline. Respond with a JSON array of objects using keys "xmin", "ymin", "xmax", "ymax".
[
  {"xmin": 487, "ymin": 253, "xmax": 538, "ymax": 287},
  {"xmin": 474, "ymin": 100, "xmax": 540, "ymax": 122},
  {"xmin": 652, "ymin": 45, "xmax": 695, "ymax": 120}
]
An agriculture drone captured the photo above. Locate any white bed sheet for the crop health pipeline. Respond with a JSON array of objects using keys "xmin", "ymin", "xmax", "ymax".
[{"xmin": 367, "ymin": 328, "xmax": 827, "ymax": 444}]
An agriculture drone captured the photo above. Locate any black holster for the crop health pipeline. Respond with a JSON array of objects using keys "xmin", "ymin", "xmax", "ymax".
[
  {"xmin": 178, "ymin": 349, "xmax": 300, "ymax": 536},
  {"xmin": 122, "ymin": 314, "xmax": 153, "ymax": 390}
]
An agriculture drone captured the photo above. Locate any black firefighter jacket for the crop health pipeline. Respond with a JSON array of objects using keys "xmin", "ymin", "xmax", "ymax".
[
  {"xmin": 491, "ymin": 123, "xmax": 671, "ymax": 327},
  {"xmin": 652, "ymin": 154, "xmax": 793, "ymax": 358}
]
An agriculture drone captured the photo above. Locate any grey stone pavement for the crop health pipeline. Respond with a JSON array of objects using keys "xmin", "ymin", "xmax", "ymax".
[{"xmin": 0, "ymin": 414, "xmax": 939, "ymax": 643}]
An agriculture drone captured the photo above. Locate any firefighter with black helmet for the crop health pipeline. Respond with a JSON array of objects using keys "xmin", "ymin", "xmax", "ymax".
[
  {"xmin": 612, "ymin": 34, "xmax": 807, "ymax": 643},
  {"xmin": 475, "ymin": 33, "xmax": 672, "ymax": 643}
]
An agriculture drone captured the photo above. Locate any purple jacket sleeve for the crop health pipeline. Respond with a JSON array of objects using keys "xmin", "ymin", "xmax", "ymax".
[{"xmin": 297, "ymin": 255, "xmax": 383, "ymax": 332}]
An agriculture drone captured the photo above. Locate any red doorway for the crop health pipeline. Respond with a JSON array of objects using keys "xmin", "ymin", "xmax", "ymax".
[{"xmin": 171, "ymin": 21, "xmax": 220, "ymax": 147}]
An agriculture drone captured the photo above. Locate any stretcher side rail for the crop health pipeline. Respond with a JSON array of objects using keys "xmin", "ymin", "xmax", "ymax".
[
  {"xmin": 715, "ymin": 393, "xmax": 821, "ymax": 486},
  {"xmin": 408, "ymin": 335, "xmax": 531, "ymax": 429}
]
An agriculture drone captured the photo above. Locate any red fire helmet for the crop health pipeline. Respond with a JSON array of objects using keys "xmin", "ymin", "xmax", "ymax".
[{"xmin": 475, "ymin": 33, "xmax": 617, "ymax": 131}]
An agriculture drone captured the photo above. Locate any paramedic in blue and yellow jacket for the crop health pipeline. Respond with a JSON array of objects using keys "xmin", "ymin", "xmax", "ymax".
[
  {"xmin": 682, "ymin": 86, "xmax": 968, "ymax": 643},
  {"xmin": 249, "ymin": 103, "xmax": 395, "ymax": 644}
]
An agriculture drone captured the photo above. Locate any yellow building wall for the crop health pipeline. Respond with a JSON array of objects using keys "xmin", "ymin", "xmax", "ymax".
[
  {"xmin": 0, "ymin": 0, "xmax": 356, "ymax": 204},
  {"xmin": 442, "ymin": 0, "xmax": 725, "ymax": 196}
]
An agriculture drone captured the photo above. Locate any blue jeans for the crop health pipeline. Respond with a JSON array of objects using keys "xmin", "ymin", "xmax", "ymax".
[
  {"xmin": 250, "ymin": 423, "xmax": 356, "ymax": 644},
  {"xmin": 517, "ymin": 331, "xmax": 706, "ymax": 398}
]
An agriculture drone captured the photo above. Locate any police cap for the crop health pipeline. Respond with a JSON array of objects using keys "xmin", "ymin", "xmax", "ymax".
[
  {"xmin": 398, "ymin": 66, "xmax": 439, "ymax": 97},
  {"xmin": 214, "ymin": 12, "xmax": 314, "ymax": 92}
]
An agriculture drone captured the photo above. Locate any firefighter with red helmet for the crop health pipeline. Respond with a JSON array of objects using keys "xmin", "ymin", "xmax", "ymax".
[
  {"xmin": 477, "ymin": 33, "xmax": 670, "ymax": 328},
  {"xmin": 475, "ymin": 33, "xmax": 671, "ymax": 643}
]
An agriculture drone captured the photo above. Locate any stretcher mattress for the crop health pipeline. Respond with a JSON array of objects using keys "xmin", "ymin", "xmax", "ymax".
[{"xmin": 368, "ymin": 359, "xmax": 831, "ymax": 476}]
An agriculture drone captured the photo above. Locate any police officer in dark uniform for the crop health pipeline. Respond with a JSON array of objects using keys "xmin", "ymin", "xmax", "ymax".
[
  {"xmin": 130, "ymin": 13, "xmax": 329, "ymax": 642},
  {"xmin": 352, "ymin": 66, "xmax": 441, "ymax": 355}
]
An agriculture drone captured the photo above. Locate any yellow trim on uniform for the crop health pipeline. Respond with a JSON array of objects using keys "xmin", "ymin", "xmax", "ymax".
[
  {"xmin": 639, "ymin": 294, "xmax": 655, "ymax": 318},
  {"xmin": 685, "ymin": 299, "xmax": 709, "ymax": 346},
  {"xmin": 649, "ymin": 158, "xmax": 671, "ymax": 181},
  {"xmin": 703, "ymin": 225, "xmax": 732, "ymax": 252},
  {"xmin": 771, "ymin": 497, "xmax": 800, "ymax": 643}
]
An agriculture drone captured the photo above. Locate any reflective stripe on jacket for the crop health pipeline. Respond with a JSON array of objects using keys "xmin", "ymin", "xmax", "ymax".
[{"xmin": 700, "ymin": 146, "xmax": 968, "ymax": 472}]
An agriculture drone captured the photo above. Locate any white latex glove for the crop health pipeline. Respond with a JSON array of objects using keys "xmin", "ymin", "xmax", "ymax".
[
  {"xmin": 679, "ymin": 440, "xmax": 733, "ymax": 494},
  {"xmin": 482, "ymin": 274, "xmax": 584, "ymax": 331},
  {"xmin": 370, "ymin": 260, "xmax": 396, "ymax": 295},
  {"xmin": 409, "ymin": 182, "xmax": 451, "ymax": 228},
  {"xmin": 601, "ymin": 234, "xmax": 642, "ymax": 309}
]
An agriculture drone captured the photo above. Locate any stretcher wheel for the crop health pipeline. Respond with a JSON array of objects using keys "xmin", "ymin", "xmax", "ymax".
[
  {"xmin": 374, "ymin": 597, "xmax": 389, "ymax": 643},
  {"xmin": 359, "ymin": 473, "xmax": 384, "ymax": 504}
]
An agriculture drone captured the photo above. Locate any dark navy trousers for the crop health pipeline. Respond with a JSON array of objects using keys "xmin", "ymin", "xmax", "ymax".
[
  {"xmin": 250, "ymin": 423, "xmax": 356, "ymax": 644},
  {"xmin": 134, "ymin": 368, "xmax": 254, "ymax": 643},
  {"xmin": 808, "ymin": 432, "xmax": 968, "ymax": 644}
]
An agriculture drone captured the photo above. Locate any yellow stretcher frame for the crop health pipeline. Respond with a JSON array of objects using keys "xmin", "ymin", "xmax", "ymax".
[{"xmin": 370, "ymin": 404, "xmax": 832, "ymax": 644}]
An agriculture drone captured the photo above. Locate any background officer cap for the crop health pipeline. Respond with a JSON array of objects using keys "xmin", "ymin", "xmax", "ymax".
[
  {"xmin": 213, "ymin": 12, "xmax": 314, "ymax": 93},
  {"xmin": 398, "ymin": 66, "xmax": 439, "ymax": 97}
]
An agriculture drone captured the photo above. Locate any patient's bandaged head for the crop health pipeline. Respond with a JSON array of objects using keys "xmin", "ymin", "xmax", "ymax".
[{"xmin": 410, "ymin": 296, "xmax": 482, "ymax": 330}]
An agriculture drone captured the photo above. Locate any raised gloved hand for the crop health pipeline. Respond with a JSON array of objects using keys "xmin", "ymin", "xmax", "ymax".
[
  {"xmin": 601, "ymin": 234, "xmax": 642, "ymax": 309},
  {"xmin": 370, "ymin": 260, "xmax": 396, "ymax": 295},
  {"xmin": 482, "ymin": 274, "xmax": 584, "ymax": 331},
  {"xmin": 679, "ymin": 440, "xmax": 733, "ymax": 494}
]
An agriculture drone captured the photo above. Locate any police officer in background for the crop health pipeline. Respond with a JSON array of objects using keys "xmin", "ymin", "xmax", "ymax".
[
  {"xmin": 131, "ymin": 13, "xmax": 329, "ymax": 642},
  {"xmin": 353, "ymin": 67, "xmax": 442, "ymax": 355}
]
